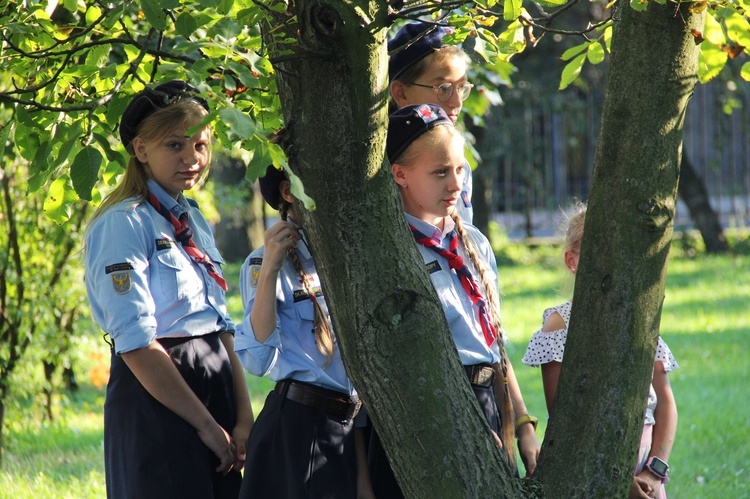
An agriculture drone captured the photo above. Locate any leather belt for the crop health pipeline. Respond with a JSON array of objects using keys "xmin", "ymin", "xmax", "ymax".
[
  {"xmin": 464, "ymin": 364, "xmax": 495, "ymax": 388},
  {"xmin": 275, "ymin": 379, "xmax": 361, "ymax": 421}
]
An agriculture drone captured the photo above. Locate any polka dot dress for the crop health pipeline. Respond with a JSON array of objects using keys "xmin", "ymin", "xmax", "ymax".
[{"xmin": 521, "ymin": 302, "xmax": 572, "ymax": 367}]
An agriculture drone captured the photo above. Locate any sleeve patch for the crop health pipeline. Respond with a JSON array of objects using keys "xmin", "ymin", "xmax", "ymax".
[
  {"xmin": 111, "ymin": 272, "xmax": 132, "ymax": 295},
  {"xmin": 105, "ymin": 262, "xmax": 134, "ymax": 274},
  {"xmin": 249, "ymin": 257, "xmax": 263, "ymax": 265},
  {"xmin": 249, "ymin": 265, "xmax": 261, "ymax": 288}
]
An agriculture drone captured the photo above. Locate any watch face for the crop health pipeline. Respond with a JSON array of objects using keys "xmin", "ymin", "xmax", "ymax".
[{"xmin": 649, "ymin": 458, "xmax": 668, "ymax": 475}]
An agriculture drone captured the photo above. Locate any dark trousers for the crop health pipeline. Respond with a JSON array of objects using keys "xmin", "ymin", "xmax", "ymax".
[
  {"xmin": 368, "ymin": 382, "xmax": 501, "ymax": 499},
  {"xmin": 104, "ymin": 333, "xmax": 241, "ymax": 499},
  {"xmin": 240, "ymin": 383, "xmax": 357, "ymax": 499}
]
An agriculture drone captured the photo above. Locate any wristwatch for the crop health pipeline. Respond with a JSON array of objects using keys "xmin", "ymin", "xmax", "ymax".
[{"xmin": 645, "ymin": 456, "xmax": 670, "ymax": 483}]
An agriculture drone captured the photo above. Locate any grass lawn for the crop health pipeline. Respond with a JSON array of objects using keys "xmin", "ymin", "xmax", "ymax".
[{"xmin": 0, "ymin": 253, "xmax": 746, "ymax": 498}]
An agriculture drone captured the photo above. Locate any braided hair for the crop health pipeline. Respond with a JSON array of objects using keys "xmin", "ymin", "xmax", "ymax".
[
  {"xmin": 278, "ymin": 200, "xmax": 335, "ymax": 365},
  {"xmin": 452, "ymin": 212, "xmax": 516, "ymax": 468}
]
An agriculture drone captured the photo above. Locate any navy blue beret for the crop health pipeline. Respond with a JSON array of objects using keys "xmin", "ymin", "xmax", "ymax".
[
  {"xmin": 387, "ymin": 103, "xmax": 452, "ymax": 163},
  {"xmin": 259, "ymin": 164, "xmax": 288, "ymax": 210},
  {"xmin": 119, "ymin": 80, "xmax": 209, "ymax": 147},
  {"xmin": 388, "ymin": 22, "xmax": 454, "ymax": 81}
]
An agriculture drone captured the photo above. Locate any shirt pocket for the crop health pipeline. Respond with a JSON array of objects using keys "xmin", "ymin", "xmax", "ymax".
[
  {"xmin": 431, "ymin": 271, "xmax": 463, "ymax": 325},
  {"xmin": 156, "ymin": 248, "xmax": 198, "ymax": 302},
  {"xmin": 204, "ymin": 246, "xmax": 226, "ymax": 274}
]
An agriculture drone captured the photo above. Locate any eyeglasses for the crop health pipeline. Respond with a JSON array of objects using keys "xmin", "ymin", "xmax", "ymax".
[{"xmin": 409, "ymin": 81, "xmax": 474, "ymax": 102}]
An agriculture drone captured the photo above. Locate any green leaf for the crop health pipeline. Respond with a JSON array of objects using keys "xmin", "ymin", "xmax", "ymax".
[
  {"xmin": 630, "ymin": 0, "xmax": 649, "ymax": 12},
  {"xmin": 725, "ymin": 13, "xmax": 750, "ymax": 48},
  {"xmin": 218, "ymin": 108, "xmax": 256, "ymax": 139},
  {"xmin": 70, "ymin": 148, "xmax": 103, "ymax": 201},
  {"xmin": 139, "ymin": 0, "xmax": 167, "ymax": 30},
  {"xmin": 175, "ymin": 12, "xmax": 198, "ymax": 38},
  {"xmin": 559, "ymin": 53, "xmax": 586, "ymax": 90},
  {"xmin": 504, "ymin": 0, "xmax": 522, "ymax": 21},
  {"xmin": 207, "ymin": 18, "xmax": 242, "ymax": 40},
  {"xmin": 740, "ymin": 61, "xmax": 750, "ymax": 82},
  {"xmin": 561, "ymin": 42, "xmax": 589, "ymax": 61},
  {"xmin": 85, "ymin": 5, "xmax": 102, "ymax": 24},
  {"xmin": 698, "ymin": 42, "xmax": 728, "ymax": 83},
  {"xmin": 44, "ymin": 176, "xmax": 79, "ymax": 224},
  {"xmin": 587, "ymin": 41, "xmax": 606, "ymax": 64},
  {"xmin": 704, "ymin": 11, "xmax": 725, "ymax": 46}
]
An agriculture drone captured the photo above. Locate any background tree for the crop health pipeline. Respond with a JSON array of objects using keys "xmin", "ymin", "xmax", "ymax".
[{"xmin": 1, "ymin": 0, "xmax": 748, "ymax": 494}]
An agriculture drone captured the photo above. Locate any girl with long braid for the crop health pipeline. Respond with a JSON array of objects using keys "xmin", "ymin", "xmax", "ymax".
[
  {"xmin": 368, "ymin": 103, "xmax": 540, "ymax": 497},
  {"xmin": 235, "ymin": 165, "xmax": 373, "ymax": 498}
]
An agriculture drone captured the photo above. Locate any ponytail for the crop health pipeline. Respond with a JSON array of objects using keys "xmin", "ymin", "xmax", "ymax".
[
  {"xmin": 279, "ymin": 201, "xmax": 335, "ymax": 364},
  {"xmin": 452, "ymin": 213, "xmax": 516, "ymax": 468}
]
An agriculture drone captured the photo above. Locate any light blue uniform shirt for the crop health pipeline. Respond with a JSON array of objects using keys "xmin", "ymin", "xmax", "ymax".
[
  {"xmin": 85, "ymin": 179, "xmax": 234, "ymax": 354},
  {"xmin": 234, "ymin": 231, "xmax": 355, "ymax": 396},
  {"xmin": 406, "ymin": 213, "xmax": 502, "ymax": 366},
  {"xmin": 456, "ymin": 162, "xmax": 473, "ymax": 223}
]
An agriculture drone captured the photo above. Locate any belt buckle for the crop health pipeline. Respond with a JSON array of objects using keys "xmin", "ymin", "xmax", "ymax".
[
  {"xmin": 475, "ymin": 366, "xmax": 494, "ymax": 387},
  {"xmin": 346, "ymin": 398, "xmax": 362, "ymax": 420}
]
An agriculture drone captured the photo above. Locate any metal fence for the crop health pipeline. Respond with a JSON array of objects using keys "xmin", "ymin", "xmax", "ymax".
[{"xmin": 488, "ymin": 79, "xmax": 750, "ymax": 238}]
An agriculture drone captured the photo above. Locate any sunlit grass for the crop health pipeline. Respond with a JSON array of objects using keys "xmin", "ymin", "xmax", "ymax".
[{"xmin": 1, "ymin": 253, "xmax": 746, "ymax": 498}]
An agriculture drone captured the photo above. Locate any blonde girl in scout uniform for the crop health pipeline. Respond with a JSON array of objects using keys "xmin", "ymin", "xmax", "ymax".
[
  {"xmin": 367, "ymin": 104, "xmax": 540, "ymax": 497},
  {"xmin": 85, "ymin": 81, "xmax": 252, "ymax": 499},
  {"xmin": 235, "ymin": 166, "xmax": 372, "ymax": 498}
]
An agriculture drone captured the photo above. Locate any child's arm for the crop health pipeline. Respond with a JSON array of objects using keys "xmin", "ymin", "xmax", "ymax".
[
  {"xmin": 539, "ymin": 311, "xmax": 567, "ymax": 412},
  {"xmin": 507, "ymin": 360, "xmax": 540, "ymax": 475},
  {"xmin": 635, "ymin": 361, "xmax": 677, "ymax": 493}
]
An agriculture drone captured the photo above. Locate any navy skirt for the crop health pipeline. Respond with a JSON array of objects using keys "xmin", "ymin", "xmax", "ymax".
[
  {"xmin": 104, "ymin": 332, "xmax": 241, "ymax": 499},
  {"xmin": 239, "ymin": 382, "xmax": 357, "ymax": 499}
]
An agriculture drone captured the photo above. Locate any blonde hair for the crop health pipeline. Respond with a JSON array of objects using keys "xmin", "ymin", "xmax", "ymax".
[
  {"xmin": 452, "ymin": 212, "xmax": 516, "ymax": 467},
  {"xmin": 89, "ymin": 98, "xmax": 211, "ymax": 224},
  {"xmin": 563, "ymin": 200, "xmax": 587, "ymax": 255},
  {"xmin": 279, "ymin": 200, "xmax": 335, "ymax": 364}
]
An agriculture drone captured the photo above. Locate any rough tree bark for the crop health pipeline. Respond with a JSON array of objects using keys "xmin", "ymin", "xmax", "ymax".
[{"xmin": 532, "ymin": 3, "xmax": 703, "ymax": 497}]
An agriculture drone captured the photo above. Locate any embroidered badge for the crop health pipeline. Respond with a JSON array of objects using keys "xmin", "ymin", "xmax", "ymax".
[
  {"xmin": 425, "ymin": 260, "xmax": 442, "ymax": 274},
  {"xmin": 249, "ymin": 257, "xmax": 263, "ymax": 265},
  {"xmin": 250, "ymin": 265, "xmax": 261, "ymax": 288},
  {"xmin": 111, "ymin": 272, "xmax": 132, "ymax": 295},
  {"xmin": 155, "ymin": 238, "xmax": 173, "ymax": 251}
]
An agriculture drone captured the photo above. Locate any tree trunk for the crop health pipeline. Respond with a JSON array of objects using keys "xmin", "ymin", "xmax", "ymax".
[
  {"xmin": 263, "ymin": 1, "xmax": 521, "ymax": 496},
  {"xmin": 533, "ymin": 3, "xmax": 702, "ymax": 497},
  {"xmin": 678, "ymin": 152, "xmax": 730, "ymax": 253}
]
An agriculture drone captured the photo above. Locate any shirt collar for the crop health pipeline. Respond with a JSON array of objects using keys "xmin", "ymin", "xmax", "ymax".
[
  {"xmin": 147, "ymin": 179, "xmax": 190, "ymax": 216},
  {"xmin": 404, "ymin": 213, "xmax": 455, "ymax": 244}
]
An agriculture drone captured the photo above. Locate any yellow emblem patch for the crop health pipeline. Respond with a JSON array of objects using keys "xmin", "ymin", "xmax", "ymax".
[
  {"xmin": 111, "ymin": 271, "xmax": 132, "ymax": 295},
  {"xmin": 250, "ymin": 265, "xmax": 261, "ymax": 288}
]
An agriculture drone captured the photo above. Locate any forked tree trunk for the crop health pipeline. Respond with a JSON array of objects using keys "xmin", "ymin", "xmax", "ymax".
[
  {"xmin": 533, "ymin": 3, "xmax": 703, "ymax": 497},
  {"xmin": 262, "ymin": 0, "xmax": 702, "ymax": 497}
]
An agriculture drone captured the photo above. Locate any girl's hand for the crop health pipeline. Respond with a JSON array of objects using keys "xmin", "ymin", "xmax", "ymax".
[
  {"xmin": 196, "ymin": 421, "xmax": 237, "ymax": 474},
  {"xmin": 232, "ymin": 417, "xmax": 253, "ymax": 472},
  {"xmin": 629, "ymin": 474, "xmax": 655, "ymax": 498},
  {"xmin": 263, "ymin": 220, "xmax": 301, "ymax": 272},
  {"xmin": 516, "ymin": 424, "xmax": 540, "ymax": 476}
]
